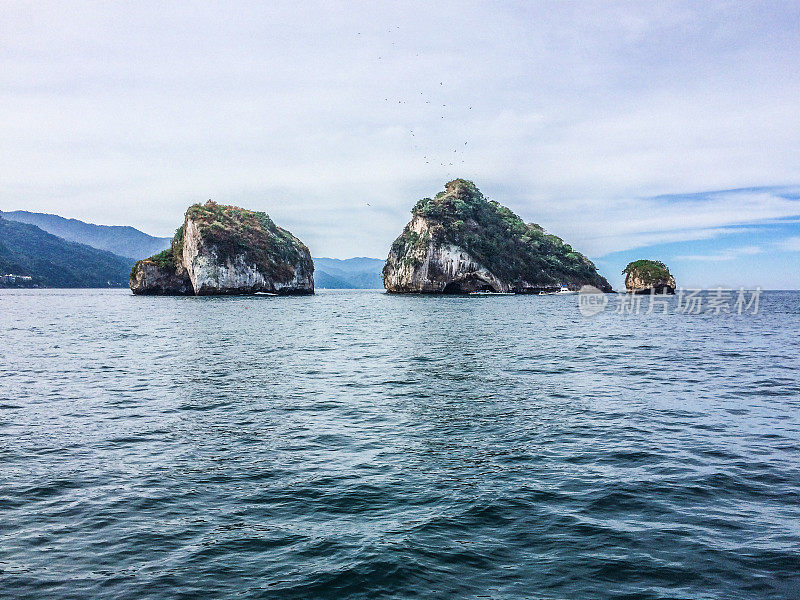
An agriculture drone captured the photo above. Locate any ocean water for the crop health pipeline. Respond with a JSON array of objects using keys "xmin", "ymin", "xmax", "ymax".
[{"xmin": 1, "ymin": 288, "xmax": 799, "ymax": 600}]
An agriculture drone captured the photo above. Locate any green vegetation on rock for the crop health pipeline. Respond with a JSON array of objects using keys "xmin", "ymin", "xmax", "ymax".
[
  {"xmin": 622, "ymin": 260, "xmax": 671, "ymax": 284},
  {"xmin": 132, "ymin": 201, "xmax": 312, "ymax": 283},
  {"xmin": 184, "ymin": 201, "xmax": 309, "ymax": 281},
  {"xmin": 130, "ymin": 200, "xmax": 314, "ymax": 295},
  {"xmin": 386, "ymin": 179, "xmax": 609, "ymax": 289},
  {"xmin": 131, "ymin": 225, "xmax": 185, "ymax": 279}
]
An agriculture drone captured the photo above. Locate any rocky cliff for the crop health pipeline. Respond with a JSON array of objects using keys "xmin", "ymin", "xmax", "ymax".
[
  {"xmin": 130, "ymin": 201, "xmax": 314, "ymax": 295},
  {"xmin": 383, "ymin": 179, "xmax": 612, "ymax": 294},
  {"xmin": 623, "ymin": 260, "xmax": 676, "ymax": 294}
]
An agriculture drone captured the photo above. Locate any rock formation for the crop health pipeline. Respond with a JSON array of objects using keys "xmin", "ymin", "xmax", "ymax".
[
  {"xmin": 383, "ymin": 179, "xmax": 612, "ymax": 294},
  {"xmin": 623, "ymin": 260, "xmax": 676, "ymax": 294},
  {"xmin": 129, "ymin": 254, "xmax": 193, "ymax": 295},
  {"xmin": 130, "ymin": 201, "xmax": 314, "ymax": 295}
]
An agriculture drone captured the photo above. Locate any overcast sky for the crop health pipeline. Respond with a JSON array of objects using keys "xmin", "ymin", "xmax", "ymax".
[{"xmin": 2, "ymin": 1, "xmax": 799, "ymax": 287}]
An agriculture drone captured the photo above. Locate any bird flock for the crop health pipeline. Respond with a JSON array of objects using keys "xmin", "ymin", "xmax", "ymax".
[{"xmin": 361, "ymin": 25, "xmax": 474, "ymax": 179}]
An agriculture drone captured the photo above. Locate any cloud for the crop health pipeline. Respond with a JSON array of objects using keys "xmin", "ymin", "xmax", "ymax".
[
  {"xmin": 675, "ymin": 245, "xmax": 764, "ymax": 262},
  {"xmin": 517, "ymin": 188, "xmax": 800, "ymax": 257},
  {"xmin": 0, "ymin": 1, "xmax": 798, "ymax": 261}
]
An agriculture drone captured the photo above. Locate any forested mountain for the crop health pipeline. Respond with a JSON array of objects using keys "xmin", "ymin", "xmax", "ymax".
[
  {"xmin": 1, "ymin": 210, "xmax": 170, "ymax": 260},
  {"xmin": 0, "ymin": 217, "xmax": 133, "ymax": 287},
  {"xmin": 314, "ymin": 257, "xmax": 384, "ymax": 289}
]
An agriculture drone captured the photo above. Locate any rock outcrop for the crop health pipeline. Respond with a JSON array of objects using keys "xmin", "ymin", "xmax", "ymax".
[
  {"xmin": 383, "ymin": 179, "xmax": 612, "ymax": 294},
  {"xmin": 623, "ymin": 260, "xmax": 676, "ymax": 294},
  {"xmin": 130, "ymin": 201, "xmax": 314, "ymax": 295},
  {"xmin": 129, "ymin": 255, "xmax": 192, "ymax": 295}
]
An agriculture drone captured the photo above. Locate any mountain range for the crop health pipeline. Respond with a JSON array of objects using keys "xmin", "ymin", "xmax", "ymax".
[
  {"xmin": 0, "ymin": 210, "xmax": 383, "ymax": 289},
  {"xmin": 1, "ymin": 210, "xmax": 172, "ymax": 260},
  {"xmin": 0, "ymin": 217, "xmax": 132, "ymax": 287},
  {"xmin": 313, "ymin": 258, "xmax": 384, "ymax": 289}
]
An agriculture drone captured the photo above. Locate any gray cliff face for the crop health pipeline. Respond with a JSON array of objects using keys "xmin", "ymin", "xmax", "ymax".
[
  {"xmin": 383, "ymin": 215, "xmax": 510, "ymax": 293},
  {"xmin": 625, "ymin": 271, "xmax": 677, "ymax": 294},
  {"xmin": 130, "ymin": 202, "xmax": 314, "ymax": 296},
  {"xmin": 129, "ymin": 260, "xmax": 192, "ymax": 295},
  {"xmin": 180, "ymin": 216, "xmax": 313, "ymax": 295}
]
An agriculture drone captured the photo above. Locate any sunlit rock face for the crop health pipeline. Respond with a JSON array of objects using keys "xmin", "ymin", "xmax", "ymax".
[
  {"xmin": 383, "ymin": 179, "xmax": 612, "ymax": 294},
  {"xmin": 382, "ymin": 214, "xmax": 510, "ymax": 293},
  {"xmin": 130, "ymin": 201, "xmax": 314, "ymax": 296}
]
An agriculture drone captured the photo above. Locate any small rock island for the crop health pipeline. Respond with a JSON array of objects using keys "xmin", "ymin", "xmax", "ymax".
[
  {"xmin": 623, "ymin": 260, "xmax": 676, "ymax": 294},
  {"xmin": 130, "ymin": 201, "xmax": 314, "ymax": 295},
  {"xmin": 383, "ymin": 179, "xmax": 612, "ymax": 294}
]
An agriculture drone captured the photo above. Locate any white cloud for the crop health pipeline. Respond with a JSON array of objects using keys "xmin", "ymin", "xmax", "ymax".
[
  {"xmin": 675, "ymin": 245, "xmax": 764, "ymax": 262},
  {"xmin": 513, "ymin": 189, "xmax": 800, "ymax": 257},
  {"xmin": 0, "ymin": 1, "xmax": 798, "ymax": 260}
]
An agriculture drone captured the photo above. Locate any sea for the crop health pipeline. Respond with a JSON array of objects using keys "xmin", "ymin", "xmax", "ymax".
[{"xmin": 1, "ymin": 289, "xmax": 798, "ymax": 599}]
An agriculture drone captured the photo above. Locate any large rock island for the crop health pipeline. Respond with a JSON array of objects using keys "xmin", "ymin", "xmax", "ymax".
[
  {"xmin": 383, "ymin": 179, "xmax": 612, "ymax": 294},
  {"xmin": 623, "ymin": 260, "xmax": 676, "ymax": 294},
  {"xmin": 130, "ymin": 201, "xmax": 314, "ymax": 295}
]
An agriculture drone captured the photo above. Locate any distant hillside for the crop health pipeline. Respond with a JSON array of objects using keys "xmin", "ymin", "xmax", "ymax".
[
  {"xmin": 1, "ymin": 210, "xmax": 171, "ymax": 260},
  {"xmin": 0, "ymin": 208, "xmax": 384, "ymax": 289},
  {"xmin": 314, "ymin": 270, "xmax": 352, "ymax": 289},
  {"xmin": 0, "ymin": 217, "xmax": 133, "ymax": 287},
  {"xmin": 314, "ymin": 257, "xmax": 384, "ymax": 289}
]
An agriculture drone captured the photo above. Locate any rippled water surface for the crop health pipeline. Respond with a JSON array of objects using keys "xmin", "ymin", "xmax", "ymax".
[{"xmin": 1, "ymin": 289, "xmax": 799, "ymax": 599}]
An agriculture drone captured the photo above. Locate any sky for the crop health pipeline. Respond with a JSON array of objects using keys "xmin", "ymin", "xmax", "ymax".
[{"xmin": 2, "ymin": 1, "xmax": 799, "ymax": 288}]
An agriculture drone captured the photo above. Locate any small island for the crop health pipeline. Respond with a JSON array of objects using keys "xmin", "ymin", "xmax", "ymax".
[
  {"xmin": 623, "ymin": 260, "xmax": 676, "ymax": 294},
  {"xmin": 383, "ymin": 179, "xmax": 612, "ymax": 294},
  {"xmin": 130, "ymin": 201, "xmax": 314, "ymax": 295}
]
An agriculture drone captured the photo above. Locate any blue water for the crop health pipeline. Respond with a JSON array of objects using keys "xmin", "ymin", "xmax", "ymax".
[{"xmin": 1, "ymin": 289, "xmax": 799, "ymax": 599}]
